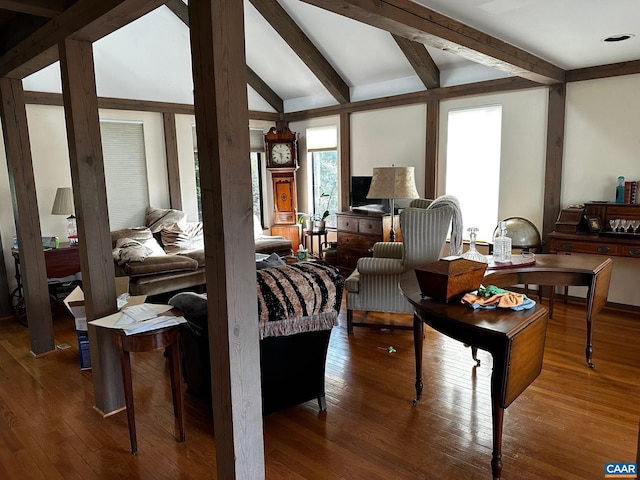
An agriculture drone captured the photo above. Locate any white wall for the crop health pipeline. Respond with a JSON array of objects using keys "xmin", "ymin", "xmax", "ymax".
[
  {"xmin": 350, "ymin": 104, "xmax": 427, "ymax": 209},
  {"xmin": 563, "ymin": 74, "xmax": 640, "ymax": 205}
]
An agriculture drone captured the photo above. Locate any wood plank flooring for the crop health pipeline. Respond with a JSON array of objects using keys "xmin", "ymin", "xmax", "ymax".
[{"xmin": 0, "ymin": 297, "xmax": 638, "ymax": 479}]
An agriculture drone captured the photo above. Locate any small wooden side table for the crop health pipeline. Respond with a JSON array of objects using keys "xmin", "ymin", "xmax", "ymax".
[
  {"xmin": 302, "ymin": 229, "xmax": 328, "ymax": 257},
  {"xmin": 112, "ymin": 325, "xmax": 185, "ymax": 455}
]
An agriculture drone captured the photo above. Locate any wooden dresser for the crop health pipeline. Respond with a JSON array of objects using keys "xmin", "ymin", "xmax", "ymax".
[
  {"xmin": 548, "ymin": 202, "xmax": 640, "ymax": 257},
  {"xmin": 336, "ymin": 211, "xmax": 398, "ymax": 274}
]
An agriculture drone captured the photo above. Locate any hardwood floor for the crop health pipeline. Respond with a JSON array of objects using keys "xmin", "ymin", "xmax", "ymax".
[{"xmin": 0, "ymin": 297, "xmax": 638, "ymax": 479}]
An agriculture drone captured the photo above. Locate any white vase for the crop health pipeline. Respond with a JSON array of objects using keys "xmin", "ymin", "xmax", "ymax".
[
  {"xmin": 303, "ymin": 219, "xmax": 314, "ymax": 231},
  {"xmin": 313, "ymin": 220, "xmax": 326, "ymax": 232}
]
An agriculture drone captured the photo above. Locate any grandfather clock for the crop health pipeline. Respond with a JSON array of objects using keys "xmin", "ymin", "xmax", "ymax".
[{"xmin": 265, "ymin": 126, "xmax": 301, "ymax": 252}]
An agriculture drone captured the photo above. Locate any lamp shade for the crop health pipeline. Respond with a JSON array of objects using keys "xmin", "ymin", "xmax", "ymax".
[
  {"xmin": 51, "ymin": 187, "xmax": 74, "ymax": 215},
  {"xmin": 367, "ymin": 166, "xmax": 420, "ymax": 200}
]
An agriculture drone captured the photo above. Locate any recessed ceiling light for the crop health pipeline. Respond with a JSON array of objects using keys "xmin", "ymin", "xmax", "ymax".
[{"xmin": 601, "ymin": 33, "xmax": 635, "ymax": 43}]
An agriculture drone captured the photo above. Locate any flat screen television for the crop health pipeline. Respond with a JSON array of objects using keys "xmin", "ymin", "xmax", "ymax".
[{"xmin": 350, "ymin": 176, "xmax": 390, "ymax": 213}]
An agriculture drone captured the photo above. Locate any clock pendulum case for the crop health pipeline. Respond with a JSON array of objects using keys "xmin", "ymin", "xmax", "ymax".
[{"xmin": 264, "ymin": 127, "xmax": 302, "ymax": 250}]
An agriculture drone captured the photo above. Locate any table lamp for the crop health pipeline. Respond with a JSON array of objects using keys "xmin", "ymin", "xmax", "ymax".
[
  {"xmin": 51, "ymin": 187, "xmax": 78, "ymax": 245},
  {"xmin": 366, "ymin": 166, "xmax": 419, "ymax": 241}
]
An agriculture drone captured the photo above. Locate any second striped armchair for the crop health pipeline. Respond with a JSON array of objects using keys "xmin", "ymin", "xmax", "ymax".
[{"xmin": 344, "ymin": 200, "xmax": 455, "ymax": 333}]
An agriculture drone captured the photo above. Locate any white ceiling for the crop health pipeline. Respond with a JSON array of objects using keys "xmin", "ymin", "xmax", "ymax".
[{"xmin": 23, "ymin": 0, "xmax": 640, "ymax": 113}]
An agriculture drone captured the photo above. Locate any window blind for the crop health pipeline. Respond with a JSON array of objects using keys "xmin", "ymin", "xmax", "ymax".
[
  {"xmin": 306, "ymin": 125, "xmax": 337, "ymax": 151},
  {"xmin": 101, "ymin": 120, "xmax": 149, "ymax": 230},
  {"xmin": 250, "ymin": 128, "xmax": 265, "ymax": 152}
]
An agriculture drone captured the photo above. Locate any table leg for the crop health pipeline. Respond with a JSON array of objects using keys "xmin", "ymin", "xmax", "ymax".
[
  {"xmin": 118, "ymin": 343, "xmax": 137, "ymax": 455},
  {"xmin": 585, "ymin": 310, "xmax": 595, "ymax": 369},
  {"xmin": 167, "ymin": 343, "xmax": 186, "ymax": 442},
  {"xmin": 490, "ymin": 363, "xmax": 505, "ymax": 480},
  {"xmin": 490, "ymin": 401, "xmax": 504, "ymax": 480},
  {"xmin": 413, "ymin": 313, "xmax": 424, "ymax": 405}
]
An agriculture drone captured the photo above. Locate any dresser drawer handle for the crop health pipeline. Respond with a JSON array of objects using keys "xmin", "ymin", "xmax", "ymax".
[
  {"xmin": 629, "ymin": 248, "xmax": 640, "ymax": 256},
  {"xmin": 561, "ymin": 243, "xmax": 573, "ymax": 251},
  {"xmin": 597, "ymin": 246, "xmax": 610, "ymax": 253}
]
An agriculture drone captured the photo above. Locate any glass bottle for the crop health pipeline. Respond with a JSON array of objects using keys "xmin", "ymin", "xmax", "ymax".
[
  {"xmin": 493, "ymin": 221, "xmax": 512, "ymax": 263},
  {"xmin": 616, "ymin": 176, "xmax": 625, "ymax": 204},
  {"xmin": 462, "ymin": 227, "xmax": 487, "ymax": 263}
]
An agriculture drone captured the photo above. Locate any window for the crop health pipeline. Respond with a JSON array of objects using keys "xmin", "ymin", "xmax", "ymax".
[
  {"xmin": 101, "ymin": 120, "xmax": 149, "ymax": 230},
  {"xmin": 250, "ymin": 152, "xmax": 263, "ymax": 224},
  {"xmin": 249, "ymin": 128, "xmax": 266, "ymax": 226},
  {"xmin": 445, "ymin": 105, "xmax": 502, "ymax": 242},
  {"xmin": 192, "ymin": 125, "xmax": 201, "ymax": 220},
  {"xmin": 192, "ymin": 127, "xmax": 265, "ymax": 225},
  {"xmin": 307, "ymin": 126, "xmax": 338, "ymax": 228}
]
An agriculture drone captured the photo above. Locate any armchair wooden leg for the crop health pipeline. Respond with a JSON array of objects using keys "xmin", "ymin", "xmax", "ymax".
[{"xmin": 347, "ymin": 309, "xmax": 354, "ymax": 334}]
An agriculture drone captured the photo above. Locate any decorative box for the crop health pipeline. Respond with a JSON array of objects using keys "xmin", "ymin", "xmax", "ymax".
[
  {"xmin": 414, "ymin": 256, "xmax": 487, "ymax": 303},
  {"xmin": 555, "ymin": 205, "xmax": 585, "ymax": 233}
]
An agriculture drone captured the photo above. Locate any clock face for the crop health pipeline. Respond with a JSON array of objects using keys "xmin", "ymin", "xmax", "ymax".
[{"xmin": 271, "ymin": 143, "xmax": 292, "ymax": 165}]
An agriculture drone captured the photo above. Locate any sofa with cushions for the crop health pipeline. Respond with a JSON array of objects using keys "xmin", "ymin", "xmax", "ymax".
[{"xmin": 111, "ymin": 207, "xmax": 293, "ymax": 297}]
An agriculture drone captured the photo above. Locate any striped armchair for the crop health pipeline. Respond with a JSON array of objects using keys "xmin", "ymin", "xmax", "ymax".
[{"xmin": 344, "ymin": 201, "xmax": 455, "ymax": 333}]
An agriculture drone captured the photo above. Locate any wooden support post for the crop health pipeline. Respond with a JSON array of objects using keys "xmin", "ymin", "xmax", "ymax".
[
  {"xmin": 58, "ymin": 38, "xmax": 123, "ymax": 414},
  {"xmin": 339, "ymin": 111, "xmax": 350, "ymax": 212},
  {"xmin": 163, "ymin": 112, "xmax": 182, "ymax": 210},
  {"xmin": 189, "ymin": 0, "xmax": 265, "ymax": 478},
  {"xmin": 0, "ymin": 78, "xmax": 55, "ymax": 355},
  {"xmin": 425, "ymin": 97, "xmax": 439, "ymax": 199},
  {"xmin": 542, "ymin": 83, "xmax": 566, "ymax": 242},
  {"xmin": 0, "ymin": 77, "xmax": 54, "ymax": 355}
]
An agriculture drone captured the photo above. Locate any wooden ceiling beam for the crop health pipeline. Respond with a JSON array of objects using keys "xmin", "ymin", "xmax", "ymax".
[
  {"xmin": 392, "ymin": 33, "xmax": 439, "ymax": 89},
  {"xmin": 249, "ymin": 0, "xmax": 350, "ymax": 104},
  {"xmin": 0, "ymin": 0, "xmax": 67, "ymax": 18},
  {"xmin": 246, "ymin": 66, "xmax": 283, "ymax": 112},
  {"xmin": 566, "ymin": 59, "xmax": 640, "ymax": 82},
  {"xmin": 301, "ymin": 0, "xmax": 565, "ymax": 85},
  {"xmin": 0, "ymin": 0, "xmax": 166, "ymax": 78},
  {"xmin": 164, "ymin": 0, "xmax": 283, "ymax": 112}
]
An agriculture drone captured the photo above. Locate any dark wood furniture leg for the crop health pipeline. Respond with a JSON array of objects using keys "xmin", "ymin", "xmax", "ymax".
[
  {"xmin": 167, "ymin": 340, "xmax": 186, "ymax": 442},
  {"xmin": 412, "ymin": 313, "xmax": 424, "ymax": 404},
  {"xmin": 117, "ymin": 345, "xmax": 137, "ymax": 455}
]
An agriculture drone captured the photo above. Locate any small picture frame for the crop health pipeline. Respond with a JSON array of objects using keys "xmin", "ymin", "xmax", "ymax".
[{"xmin": 585, "ymin": 215, "xmax": 602, "ymax": 233}]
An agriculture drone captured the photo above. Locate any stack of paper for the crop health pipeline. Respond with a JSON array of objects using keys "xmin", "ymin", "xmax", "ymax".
[{"xmin": 89, "ymin": 303, "xmax": 187, "ymax": 335}]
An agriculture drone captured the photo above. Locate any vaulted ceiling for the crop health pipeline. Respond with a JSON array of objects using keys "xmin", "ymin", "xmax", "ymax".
[{"xmin": 1, "ymin": 0, "xmax": 639, "ymax": 113}]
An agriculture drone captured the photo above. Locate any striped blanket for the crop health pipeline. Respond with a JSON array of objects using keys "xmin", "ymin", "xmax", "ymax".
[{"xmin": 257, "ymin": 262, "xmax": 344, "ymax": 339}]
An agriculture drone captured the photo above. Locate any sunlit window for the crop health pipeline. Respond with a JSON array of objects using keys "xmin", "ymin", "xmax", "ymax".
[
  {"xmin": 445, "ymin": 105, "xmax": 502, "ymax": 242},
  {"xmin": 307, "ymin": 125, "xmax": 338, "ymax": 228}
]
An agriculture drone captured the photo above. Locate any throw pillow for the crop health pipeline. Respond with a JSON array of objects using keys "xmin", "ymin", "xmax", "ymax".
[
  {"xmin": 110, "ymin": 226, "xmax": 152, "ymax": 248},
  {"xmin": 146, "ymin": 206, "xmax": 188, "ymax": 233},
  {"xmin": 143, "ymin": 237, "xmax": 167, "ymax": 256},
  {"xmin": 161, "ymin": 221, "xmax": 204, "ymax": 253},
  {"xmin": 112, "ymin": 237, "xmax": 153, "ymax": 265}
]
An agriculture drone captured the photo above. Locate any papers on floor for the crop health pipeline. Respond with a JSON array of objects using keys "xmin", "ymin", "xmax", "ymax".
[{"xmin": 89, "ymin": 303, "xmax": 187, "ymax": 335}]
